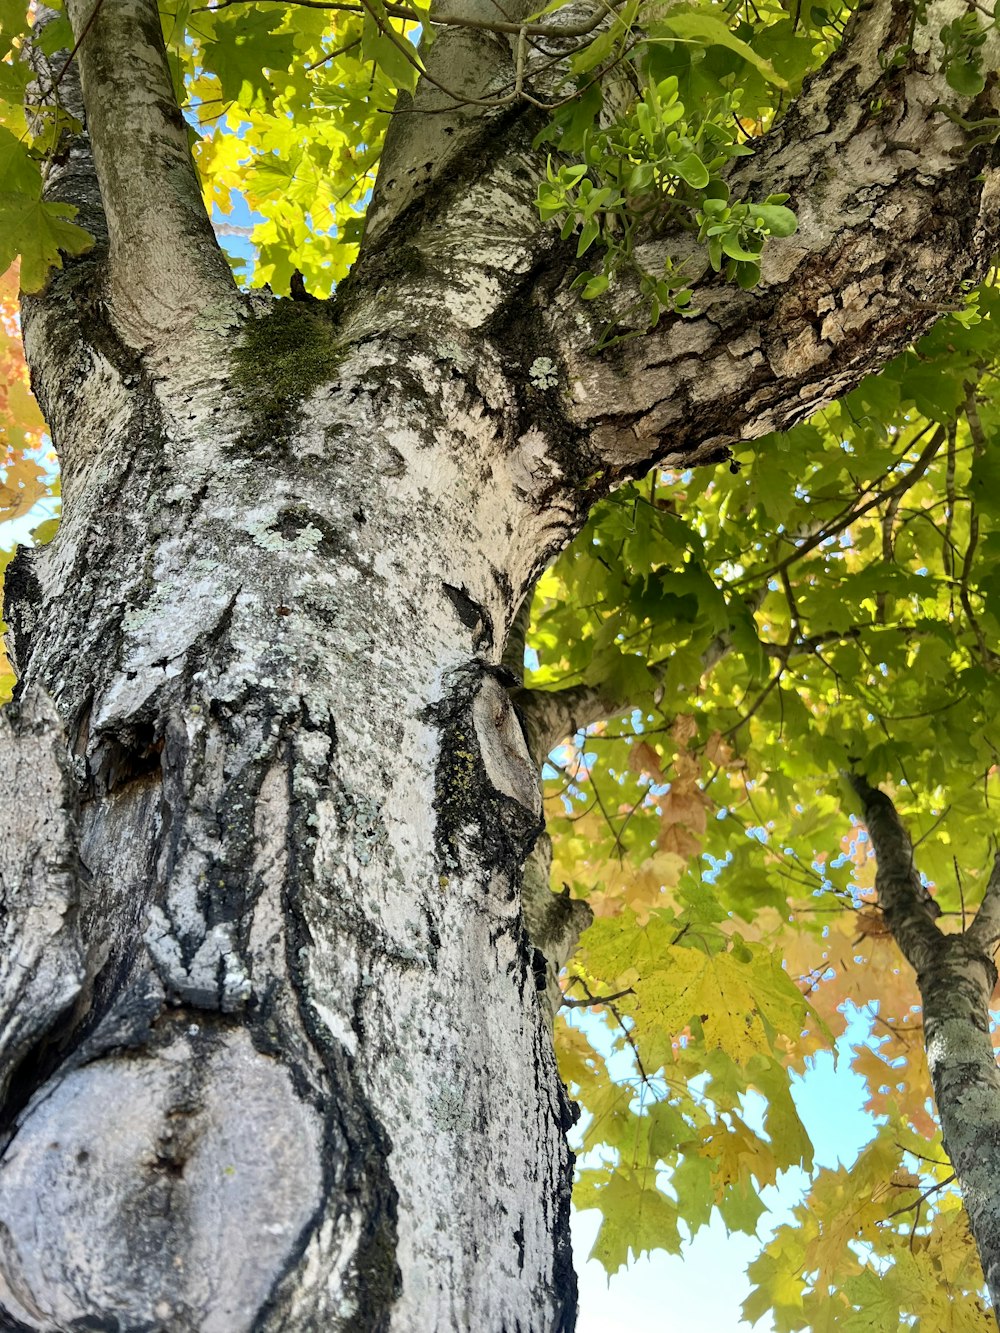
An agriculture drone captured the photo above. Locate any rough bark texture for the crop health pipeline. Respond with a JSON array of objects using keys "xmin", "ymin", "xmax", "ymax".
[
  {"xmin": 851, "ymin": 779, "xmax": 1000, "ymax": 1314},
  {"xmin": 3, "ymin": 0, "xmax": 1000, "ymax": 1326}
]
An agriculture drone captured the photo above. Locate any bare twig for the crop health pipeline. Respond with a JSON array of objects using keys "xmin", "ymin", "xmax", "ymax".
[{"xmin": 561, "ymin": 985, "xmax": 636, "ymax": 1008}]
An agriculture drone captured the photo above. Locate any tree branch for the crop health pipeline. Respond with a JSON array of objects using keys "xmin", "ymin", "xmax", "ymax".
[
  {"xmin": 542, "ymin": 0, "xmax": 1000, "ymax": 476},
  {"xmin": 515, "ymin": 584, "xmax": 763, "ymax": 765},
  {"xmin": 848, "ymin": 775, "xmax": 944, "ymax": 975},
  {"xmin": 965, "ymin": 851, "xmax": 1000, "ymax": 952},
  {"xmin": 515, "ymin": 681, "xmax": 635, "ymax": 768},
  {"xmin": 64, "ymin": 0, "xmax": 239, "ymax": 348},
  {"xmin": 199, "ymin": 0, "xmax": 627, "ymax": 40},
  {"xmin": 364, "ymin": 0, "xmax": 544, "ymax": 241},
  {"xmin": 560, "ymin": 985, "xmax": 634, "ymax": 1008},
  {"xmin": 19, "ymin": 8, "xmax": 110, "ymax": 439}
]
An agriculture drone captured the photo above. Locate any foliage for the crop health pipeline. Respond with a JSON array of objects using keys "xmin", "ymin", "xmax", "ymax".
[
  {"xmin": 0, "ymin": 262, "xmax": 57, "ymax": 704},
  {"xmin": 531, "ymin": 276, "xmax": 1000, "ymax": 1322},
  {"xmin": 536, "ymin": 76, "xmax": 798, "ymax": 333},
  {"xmin": 2, "ymin": 0, "xmax": 1000, "ymax": 1327}
]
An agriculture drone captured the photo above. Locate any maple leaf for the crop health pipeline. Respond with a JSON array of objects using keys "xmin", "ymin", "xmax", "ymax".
[{"xmin": 0, "ymin": 197, "xmax": 92, "ymax": 293}]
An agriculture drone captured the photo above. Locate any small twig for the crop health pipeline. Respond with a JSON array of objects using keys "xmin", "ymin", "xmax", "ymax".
[
  {"xmin": 561, "ymin": 985, "xmax": 635, "ymax": 1008},
  {"xmin": 881, "ymin": 1172, "xmax": 956, "ymax": 1222},
  {"xmin": 566, "ymin": 976, "xmax": 657, "ymax": 1093},
  {"xmin": 722, "ymin": 661, "xmax": 786, "ymax": 739},
  {"xmin": 911, "ymin": 804, "xmax": 952, "ymax": 850},
  {"xmin": 305, "ymin": 34, "xmax": 363, "ymax": 72},
  {"xmin": 897, "ymin": 1143, "xmax": 953, "ymax": 1167}
]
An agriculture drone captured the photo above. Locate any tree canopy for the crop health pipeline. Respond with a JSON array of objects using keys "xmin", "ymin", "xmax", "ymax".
[{"xmin": 4, "ymin": 0, "xmax": 1000, "ymax": 1326}]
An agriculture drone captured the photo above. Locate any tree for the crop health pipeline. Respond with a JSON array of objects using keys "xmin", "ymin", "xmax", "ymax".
[{"xmin": 2, "ymin": 0, "xmax": 1000, "ymax": 1328}]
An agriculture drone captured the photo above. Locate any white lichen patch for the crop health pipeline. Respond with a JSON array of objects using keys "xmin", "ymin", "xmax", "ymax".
[
  {"xmin": 528, "ymin": 357, "xmax": 559, "ymax": 390},
  {"xmin": 244, "ymin": 516, "xmax": 323, "ymax": 554}
]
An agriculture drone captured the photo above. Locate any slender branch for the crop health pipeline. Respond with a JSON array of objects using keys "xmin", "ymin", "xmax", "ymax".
[
  {"xmin": 847, "ymin": 775, "xmax": 944, "ymax": 975},
  {"xmin": 881, "ymin": 1172, "xmax": 956, "ymax": 1223},
  {"xmin": 19, "ymin": 9, "xmax": 109, "ymax": 428},
  {"xmin": 943, "ymin": 420, "xmax": 957, "ymax": 584},
  {"xmin": 565, "ymin": 976, "xmax": 656, "ymax": 1092},
  {"xmin": 196, "ymin": 0, "xmax": 630, "ymax": 41},
  {"xmin": 65, "ymin": 0, "xmax": 239, "ymax": 347},
  {"xmin": 737, "ymin": 427, "xmax": 946, "ymax": 591},
  {"xmin": 722, "ymin": 660, "xmax": 785, "ymax": 740},
  {"xmin": 560, "ymin": 985, "xmax": 635, "ymax": 1008},
  {"xmin": 965, "ymin": 851, "xmax": 1000, "ymax": 952},
  {"xmin": 35, "ymin": 0, "xmax": 107, "ymax": 104}
]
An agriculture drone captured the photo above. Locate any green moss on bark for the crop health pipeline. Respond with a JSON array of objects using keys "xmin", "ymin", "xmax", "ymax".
[{"xmin": 231, "ymin": 299, "xmax": 344, "ymax": 455}]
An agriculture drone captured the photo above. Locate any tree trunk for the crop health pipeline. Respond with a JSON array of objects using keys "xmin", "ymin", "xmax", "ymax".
[
  {"xmin": 0, "ymin": 296, "xmax": 586, "ymax": 1329},
  {"xmin": 4, "ymin": 0, "xmax": 1000, "ymax": 1325}
]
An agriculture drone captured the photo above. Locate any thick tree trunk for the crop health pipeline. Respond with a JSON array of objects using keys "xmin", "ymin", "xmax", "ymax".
[{"xmin": 0, "ymin": 297, "xmax": 582, "ymax": 1329}]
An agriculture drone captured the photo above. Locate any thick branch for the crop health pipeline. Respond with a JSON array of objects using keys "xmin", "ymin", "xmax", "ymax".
[
  {"xmin": 543, "ymin": 0, "xmax": 1000, "ymax": 474},
  {"xmin": 844, "ymin": 779, "xmax": 1000, "ymax": 1309},
  {"xmin": 64, "ymin": 0, "xmax": 238, "ymax": 347},
  {"xmin": 515, "ymin": 588, "xmax": 761, "ymax": 766},
  {"xmin": 516, "ymin": 681, "xmax": 632, "ymax": 769},
  {"xmin": 347, "ymin": 0, "xmax": 1000, "ymax": 516},
  {"xmin": 365, "ymin": 0, "xmax": 542, "ymax": 241}
]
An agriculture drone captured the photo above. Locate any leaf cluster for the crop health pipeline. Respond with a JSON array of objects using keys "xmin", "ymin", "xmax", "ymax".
[{"xmin": 532, "ymin": 277, "xmax": 1000, "ymax": 1320}]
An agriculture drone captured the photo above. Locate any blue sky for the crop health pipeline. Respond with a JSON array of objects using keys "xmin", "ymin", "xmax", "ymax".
[{"xmin": 573, "ymin": 1010, "xmax": 876, "ymax": 1330}]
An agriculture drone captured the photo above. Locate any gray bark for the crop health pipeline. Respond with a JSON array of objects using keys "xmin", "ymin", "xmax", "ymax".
[
  {"xmin": 851, "ymin": 778, "xmax": 1000, "ymax": 1315},
  {"xmin": 2, "ymin": 0, "xmax": 1000, "ymax": 1327}
]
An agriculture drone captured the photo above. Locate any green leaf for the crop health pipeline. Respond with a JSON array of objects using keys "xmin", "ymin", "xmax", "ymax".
[
  {"xmin": 721, "ymin": 232, "xmax": 763, "ymax": 263},
  {"xmin": 577, "ymin": 217, "xmax": 600, "ymax": 257},
  {"xmin": 578, "ymin": 1169, "xmax": 683, "ymax": 1273},
  {"xmin": 202, "ymin": 10, "xmax": 297, "ymax": 106},
  {"xmin": 655, "ymin": 13, "xmax": 790, "ymax": 90},
  {"xmin": 37, "ymin": 13, "xmax": 73, "ymax": 56},
  {"xmin": 673, "ymin": 152, "xmax": 710, "ymax": 188},
  {"xmin": 582, "ymin": 273, "xmax": 609, "ymax": 299},
  {"xmin": 750, "ymin": 203, "xmax": 798, "ymax": 237},
  {"xmin": 945, "ymin": 59, "xmax": 986, "ymax": 97},
  {"xmin": 0, "ymin": 194, "xmax": 93, "ymax": 291},
  {"xmin": 0, "ymin": 127, "xmax": 41, "ymax": 196}
]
